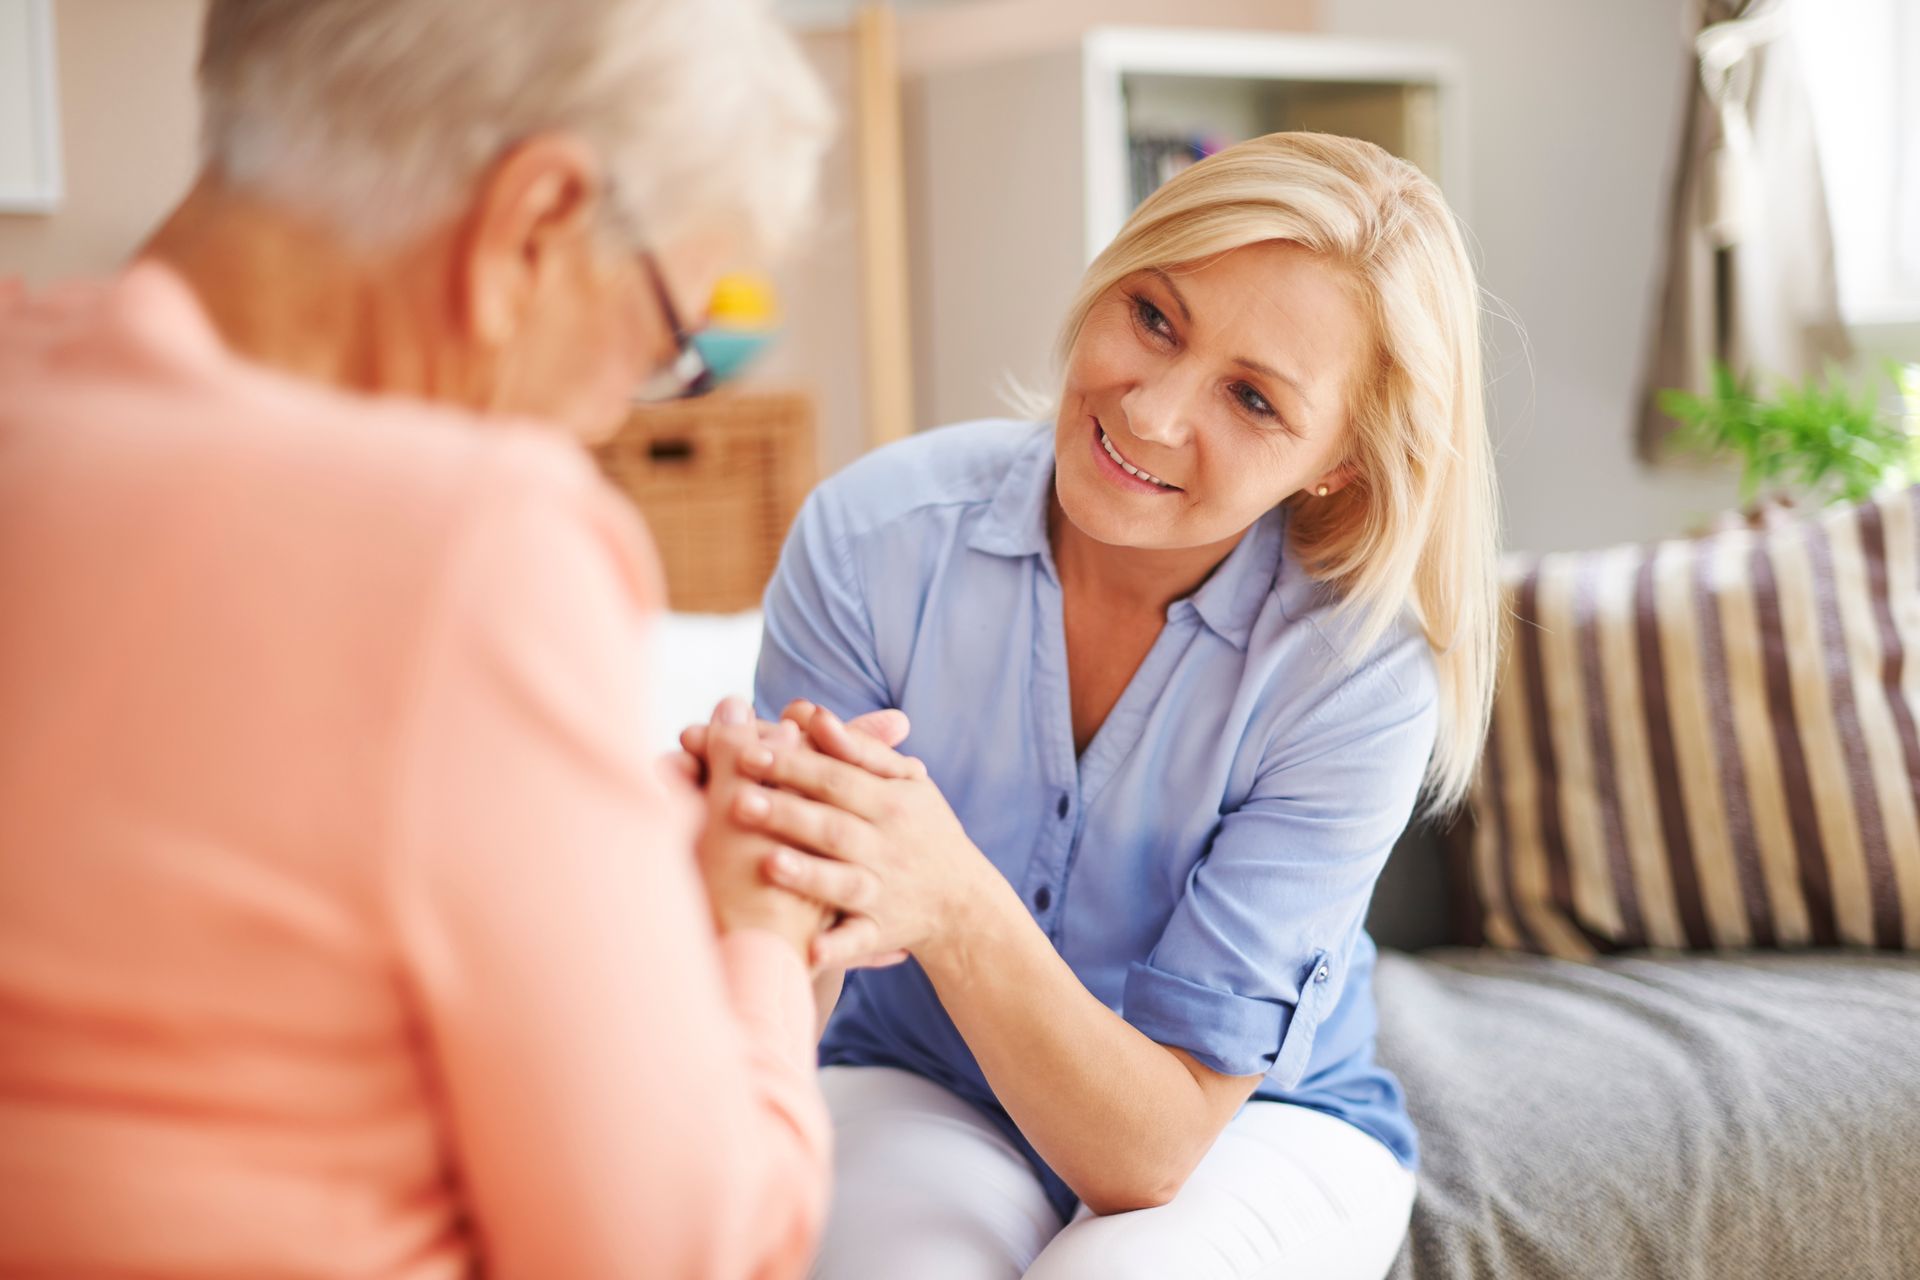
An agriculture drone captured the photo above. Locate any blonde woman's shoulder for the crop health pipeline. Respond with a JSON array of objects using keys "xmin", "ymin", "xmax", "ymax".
[{"xmin": 810, "ymin": 418, "xmax": 1046, "ymax": 537}]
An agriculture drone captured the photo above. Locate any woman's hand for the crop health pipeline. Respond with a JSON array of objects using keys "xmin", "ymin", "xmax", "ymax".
[{"xmin": 730, "ymin": 707, "xmax": 999, "ymax": 969}]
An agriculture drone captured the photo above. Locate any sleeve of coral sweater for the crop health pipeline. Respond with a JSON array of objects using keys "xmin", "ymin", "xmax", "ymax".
[{"xmin": 386, "ymin": 442, "xmax": 828, "ymax": 1280}]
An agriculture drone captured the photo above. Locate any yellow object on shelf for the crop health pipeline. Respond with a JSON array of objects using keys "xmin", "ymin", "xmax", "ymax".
[
  {"xmin": 706, "ymin": 273, "xmax": 780, "ymax": 329},
  {"xmin": 692, "ymin": 274, "xmax": 782, "ymax": 383}
]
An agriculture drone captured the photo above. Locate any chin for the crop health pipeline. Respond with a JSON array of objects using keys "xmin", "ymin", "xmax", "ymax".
[
  {"xmin": 1052, "ymin": 457, "xmax": 1166, "ymax": 550},
  {"xmin": 551, "ymin": 378, "xmax": 633, "ymax": 444},
  {"xmin": 577, "ymin": 402, "xmax": 629, "ymax": 446}
]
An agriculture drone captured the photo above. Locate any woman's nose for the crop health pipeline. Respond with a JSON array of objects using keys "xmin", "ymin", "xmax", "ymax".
[{"xmin": 1121, "ymin": 372, "xmax": 1202, "ymax": 450}]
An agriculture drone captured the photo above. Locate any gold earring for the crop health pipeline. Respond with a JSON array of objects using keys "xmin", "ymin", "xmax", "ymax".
[{"xmin": 1316, "ymin": 485, "xmax": 1330, "ymax": 497}]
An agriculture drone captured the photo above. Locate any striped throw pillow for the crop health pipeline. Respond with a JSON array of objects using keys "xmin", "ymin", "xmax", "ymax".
[{"xmin": 1460, "ymin": 487, "xmax": 1920, "ymax": 958}]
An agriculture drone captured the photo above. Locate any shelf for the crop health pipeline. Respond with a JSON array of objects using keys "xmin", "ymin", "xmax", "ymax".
[
  {"xmin": 1123, "ymin": 76, "xmax": 1444, "ymax": 209},
  {"xmin": 1082, "ymin": 27, "xmax": 1464, "ymax": 253}
]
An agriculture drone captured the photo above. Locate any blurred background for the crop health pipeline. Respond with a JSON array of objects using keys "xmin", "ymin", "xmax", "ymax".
[{"xmin": 1, "ymin": 0, "xmax": 1914, "ymax": 574}]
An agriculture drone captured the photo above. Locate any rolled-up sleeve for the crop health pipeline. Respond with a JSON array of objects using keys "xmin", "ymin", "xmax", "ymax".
[
  {"xmin": 1122, "ymin": 627, "xmax": 1438, "ymax": 1084},
  {"xmin": 755, "ymin": 488, "xmax": 891, "ymax": 723}
]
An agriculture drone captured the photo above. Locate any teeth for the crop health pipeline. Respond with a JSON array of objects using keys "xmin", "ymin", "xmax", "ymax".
[{"xmin": 1101, "ymin": 429, "xmax": 1175, "ymax": 489}]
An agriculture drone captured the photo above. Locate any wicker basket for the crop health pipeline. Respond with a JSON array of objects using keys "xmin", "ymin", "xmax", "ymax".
[{"xmin": 594, "ymin": 391, "xmax": 817, "ymax": 613}]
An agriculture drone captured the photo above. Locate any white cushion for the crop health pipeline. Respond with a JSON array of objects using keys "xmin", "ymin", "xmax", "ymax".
[{"xmin": 647, "ymin": 610, "xmax": 765, "ymax": 755}]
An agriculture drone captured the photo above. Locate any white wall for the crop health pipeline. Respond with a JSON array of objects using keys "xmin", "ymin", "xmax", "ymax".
[
  {"xmin": 1322, "ymin": 0, "xmax": 1739, "ymax": 553},
  {"xmin": 0, "ymin": 0, "xmax": 201, "ymax": 283}
]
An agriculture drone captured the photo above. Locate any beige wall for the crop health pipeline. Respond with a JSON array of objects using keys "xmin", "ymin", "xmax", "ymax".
[
  {"xmin": 0, "ymin": 0, "xmax": 202, "ymax": 284},
  {"xmin": 895, "ymin": 0, "xmax": 1315, "ymax": 72},
  {"xmin": 747, "ymin": 29, "xmax": 871, "ymax": 481},
  {"xmin": 1322, "ymin": 0, "xmax": 1738, "ymax": 553}
]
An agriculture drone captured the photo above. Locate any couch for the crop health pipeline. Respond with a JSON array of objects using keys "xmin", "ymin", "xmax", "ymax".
[
  {"xmin": 1369, "ymin": 485, "xmax": 1920, "ymax": 1279},
  {"xmin": 1367, "ymin": 830, "xmax": 1920, "ymax": 1280}
]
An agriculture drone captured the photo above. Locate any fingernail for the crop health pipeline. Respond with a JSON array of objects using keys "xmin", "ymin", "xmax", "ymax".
[
  {"xmin": 770, "ymin": 850, "xmax": 797, "ymax": 878},
  {"xmin": 717, "ymin": 697, "xmax": 750, "ymax": 726},
  {"xmin": 744, "ymin": 746, "xmax": 773, "ymax": 770},
  {"xmin": 737, "ymin": 789, "xmax": 770, "ymax": 819},
  {"xmin": 816, "ymin": 707, "xmax": 842, "ymax": 731}
]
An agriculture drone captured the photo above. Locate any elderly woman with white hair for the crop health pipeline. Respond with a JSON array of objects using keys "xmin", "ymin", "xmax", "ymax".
[{"xmin": 0, "ymin": 2, "xmax": 849, "ymax": 1277}]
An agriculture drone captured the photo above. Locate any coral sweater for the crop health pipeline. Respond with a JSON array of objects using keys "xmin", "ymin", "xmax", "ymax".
[{"xmin": 0, "ymin": 265, "xmax": 827, "ymax": 1279}]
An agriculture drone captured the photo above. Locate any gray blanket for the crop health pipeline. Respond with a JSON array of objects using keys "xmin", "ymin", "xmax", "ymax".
[{"xmin": 1373, "ymin": 948, "xmax": 1920, "ymax": 1280}]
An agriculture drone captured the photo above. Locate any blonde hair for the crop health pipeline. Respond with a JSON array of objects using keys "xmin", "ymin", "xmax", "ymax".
[
  {"xmin": 196, "ymin": 0, "xmax": 832, "ymax": 258},
  {"xmin": 1056, "ymin": 133, "xmax": 1502, "ymax": 812}
]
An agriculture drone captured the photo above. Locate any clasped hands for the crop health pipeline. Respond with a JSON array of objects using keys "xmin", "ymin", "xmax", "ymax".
[{"xmin": 677, "ymin": 697, "xmax": 993, "ymax": 975}]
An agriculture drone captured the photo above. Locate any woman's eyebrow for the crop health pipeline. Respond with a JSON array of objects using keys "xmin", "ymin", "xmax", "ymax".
[
  {"xmin": 1233, "ymin": 355, "xmax": 1314, "ymax": 411},
  {"xmin": 1144, "ymin": 268, "xmax": 1193, "ymax": 322}
]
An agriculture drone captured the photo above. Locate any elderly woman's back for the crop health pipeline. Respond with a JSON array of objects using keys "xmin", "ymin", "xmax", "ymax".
[
  {"xmin": 0, "ymin": 254, "xmax": 819, "ymax": 1280},
  {"xmin": 0, "ymin": 2, "xmax": 836, "ymax": 1276}
]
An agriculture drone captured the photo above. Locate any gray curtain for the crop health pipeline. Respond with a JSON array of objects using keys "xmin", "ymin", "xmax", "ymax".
[{"xmin": 1638, "ymin": 0, "xmax": 1852, "ymax": 459}]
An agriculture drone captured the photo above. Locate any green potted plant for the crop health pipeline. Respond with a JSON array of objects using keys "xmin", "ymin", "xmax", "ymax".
[{"xmin": 1659, "ymin": 360, "xmax": 1919, "ymax": 509}]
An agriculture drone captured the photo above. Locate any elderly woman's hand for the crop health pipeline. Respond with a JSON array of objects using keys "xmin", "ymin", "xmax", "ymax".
[
  {"xmin": 671, "ymin": 699, "xmax": 919, "ymax": 788},
  {"xmin": 695, "ymin": 712, "xmax": 831, "ymax": 955},
  {"xmin": 730, "ymin": 707, "xmax": 1000, "ymax": 969},
  {"xmin": 681, "ymin": 698, "xmax": 926, "ymax": 975}
]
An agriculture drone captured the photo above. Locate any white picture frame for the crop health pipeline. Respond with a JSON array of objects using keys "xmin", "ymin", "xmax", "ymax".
[{"xmin": 0, "ymin": 0, "xmax": 63, "ymax": 212}]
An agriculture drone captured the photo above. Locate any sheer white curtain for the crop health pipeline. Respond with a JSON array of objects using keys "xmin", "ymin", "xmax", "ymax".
[{"xmin": 1795, "ymin": 0, "xmax": 1920, "ymax": 322}]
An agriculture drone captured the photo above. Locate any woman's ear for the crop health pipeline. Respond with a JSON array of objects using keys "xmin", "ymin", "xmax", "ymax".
[
  {"xmin": 1311, "ymin": 462, "xmax": 1360, "ymax": 498},
  {"xmin": 456, "ymin": 133, "xmax": 604, "ymax": 349}
]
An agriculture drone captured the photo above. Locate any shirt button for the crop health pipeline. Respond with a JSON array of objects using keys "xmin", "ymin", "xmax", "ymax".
[
  {"xmin": 1055, "ymin": 794, "xmax": 1070, "ymax": 819},
  {"xmin": 1314, "ymin": 965, "xmax": 1331, "ymax": 983},
  {"xmin": 1034, "ymin": 885, "xmax": 1053, "ymax": 911}
]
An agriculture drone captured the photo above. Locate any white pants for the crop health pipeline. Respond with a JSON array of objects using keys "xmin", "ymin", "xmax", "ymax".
[{"xmin": 812, "ymin": 1066, "xmax": 1416, "ymax": 1280}]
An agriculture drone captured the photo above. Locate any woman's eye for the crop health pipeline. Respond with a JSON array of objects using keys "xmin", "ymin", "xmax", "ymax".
[
  {"xmin": 1132, "ymin": 294, "xmax": 1173, "ymax": 341},
  {"xmin": 1231, "ymin": 381, "xmax": 1276, "ymax": 419}
]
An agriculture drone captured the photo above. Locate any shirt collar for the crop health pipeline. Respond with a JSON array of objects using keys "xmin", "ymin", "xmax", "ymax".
[
  {"xmin": 966, "ymin": 425, "xmax": 1056, "ymax": 559},
  {"xmin": 1186, "ymin": 503, "xmax": 1288, "ymax": 649},
  {"xmin": 967, "ymin": 425, "xmax": 1290, "ymax": 651}
]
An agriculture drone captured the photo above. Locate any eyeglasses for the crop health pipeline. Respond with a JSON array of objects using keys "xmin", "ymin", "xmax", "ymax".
[{"xmin": 635, "ymin": 249, "xmax": 717, "ymax": 403}]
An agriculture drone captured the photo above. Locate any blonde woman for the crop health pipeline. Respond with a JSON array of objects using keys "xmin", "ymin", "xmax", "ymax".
[{"xmin": 718, "ymin": 133, "xmax": 1500, "ymax": 1278}]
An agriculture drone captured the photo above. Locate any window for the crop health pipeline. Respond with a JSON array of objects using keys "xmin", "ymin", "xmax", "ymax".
[{"xmin": 1794, "ymin": 0, "xmax": 1920, "ymax": 323}]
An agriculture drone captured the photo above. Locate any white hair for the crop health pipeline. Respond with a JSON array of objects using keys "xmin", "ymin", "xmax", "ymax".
[{"xmin": 197, "ymin": 0, "xmax": 834, "ymax": 256}]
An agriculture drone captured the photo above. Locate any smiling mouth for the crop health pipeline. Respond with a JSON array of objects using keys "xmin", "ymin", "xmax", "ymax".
[{"xmin": 1097, "ymin": 424, "xmax": 1182, "ymax": 490}]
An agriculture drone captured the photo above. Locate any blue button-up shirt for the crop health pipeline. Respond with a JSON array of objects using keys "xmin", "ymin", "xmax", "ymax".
[{"xmin": 755, "ymin": 420, "xmax": 1434, "ymax": 1218}]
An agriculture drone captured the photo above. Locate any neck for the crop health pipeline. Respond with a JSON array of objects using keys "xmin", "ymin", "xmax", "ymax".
[
  {"xmin": 138, "ymin": 176, "xmax": 459, "ymax": 402},
  {"xmin": 1048, "ymin": 495, "xmax": 1245, "ymax": 615}
]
